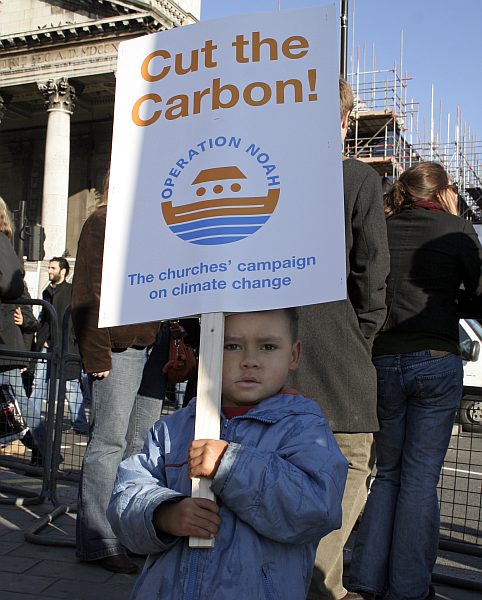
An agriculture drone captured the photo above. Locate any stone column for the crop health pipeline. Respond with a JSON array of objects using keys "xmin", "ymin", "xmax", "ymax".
[{"xmin": 38, "ymin": 77, "xmax": 75, "ymax": 257}]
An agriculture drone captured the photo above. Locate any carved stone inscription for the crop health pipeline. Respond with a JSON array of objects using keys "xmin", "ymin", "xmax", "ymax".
[{"xmin": 0, "ymin": 42, "xmax": 120, "ymax": 73}]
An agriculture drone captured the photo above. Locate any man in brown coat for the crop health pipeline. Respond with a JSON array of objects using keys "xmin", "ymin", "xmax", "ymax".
[{"xmin": 71, "ymin": 185, "xmax": 166, "ymax": 574}]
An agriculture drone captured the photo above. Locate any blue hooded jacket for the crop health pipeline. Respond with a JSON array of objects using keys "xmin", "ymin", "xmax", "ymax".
[{"xmin": 107, "ymin": 392, "xmax": 348, "ymax": 600}]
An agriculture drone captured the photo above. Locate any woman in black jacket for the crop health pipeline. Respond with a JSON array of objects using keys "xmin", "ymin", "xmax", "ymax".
[
  {"xmin": 0, "ymin": 198, "xmax": 23, "ymax": 301},
  {"xmin": 349, "ymin": 162, "xmax": 482, "ymax": 600},
  {"xmin": 0, "ymin": 197, "xmax": 45, "ymax": 459}
]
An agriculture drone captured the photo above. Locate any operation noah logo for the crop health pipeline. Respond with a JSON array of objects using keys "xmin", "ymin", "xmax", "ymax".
[{"xmin": 160, "ymin": 135, "xmax": 281, "ymax": 245}]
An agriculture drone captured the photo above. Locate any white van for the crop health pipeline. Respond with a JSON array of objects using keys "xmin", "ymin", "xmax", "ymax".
[{"xmin": 459, "ymin": 318, "xmax": 482, "ymax": 433}]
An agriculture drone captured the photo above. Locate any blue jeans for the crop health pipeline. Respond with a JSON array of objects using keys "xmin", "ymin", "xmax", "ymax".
[
  {"xmin": 76, "ymin": 347, "xmax": 164, "ymax": 561},
  {"xmin": 31, "ymin": 348, "xmax": 88, "ymax": 428},
  {"xmin": 349, "ymin": 351, "xmax": 463, "ymax": 600},
  {"xmin": 65, "ymin": 379, "xmax": 89, "ymax": 432}
]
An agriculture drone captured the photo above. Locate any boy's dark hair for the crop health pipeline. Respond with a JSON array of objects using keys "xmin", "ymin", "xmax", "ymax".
[
  {"xmin": 50, "ymin": 256, "xmax": 70, "ymax": 277},
  {"xmin": 283, "ymin": 307, "xmax": 299, "ymax": 342}
]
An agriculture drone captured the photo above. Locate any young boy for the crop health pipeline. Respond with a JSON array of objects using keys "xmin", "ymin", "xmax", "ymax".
[{"xmin": 107, "ymin": 309, "xmax": 348, "ymax": 600}]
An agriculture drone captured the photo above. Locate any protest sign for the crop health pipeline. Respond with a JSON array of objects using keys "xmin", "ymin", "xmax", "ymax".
[{"xmin": 99, "ymin": 4, "xmax": 345, "ymax": 327}]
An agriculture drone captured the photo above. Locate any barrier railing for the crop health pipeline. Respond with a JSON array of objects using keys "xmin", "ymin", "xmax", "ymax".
[
  {"xmin": 437, "ymin": 418, "xmax": 482, "ymax": 555},
  {"xmin": 0, "ymin": 298, "xmax": 59, "ymax": 505},
  {"xmin": 19, "ymin": 306, "xmax": 180, "ymax": 544}
]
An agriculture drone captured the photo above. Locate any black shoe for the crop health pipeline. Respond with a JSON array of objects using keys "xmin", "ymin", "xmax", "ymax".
[
  {"xmin": 126, "ymin": 549, "xmax": 148, "ymax": 558},
  {"xmin": 345, "ymin": 592, "xmax": 384, "ymax": 600},
  {"xmin": 94, "ymin": 554, "xmax": 139, "ymax": 574},
  {"xmin": 21, "ymin": 430, "xmax": 35, "ymax": 450},
  {"xmin": 30, "ymin": 449, "xmax": 64, "ymax": 467},
  {"xmin": 72, "ymin": 426, "xmax": 89, "ymax": 436},
  {"xmin": 30, "ymin": 447, "xmax": 43, "ymax": 466}
]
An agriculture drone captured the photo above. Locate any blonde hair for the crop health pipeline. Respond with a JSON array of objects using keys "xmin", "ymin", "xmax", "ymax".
[
  {"xmin": 0, "ymin": 196, "xmax": 15, "ymax": 239},
  {"xmin": 339, "ymin": 77, "xmax": 354, "ymax": 121}
]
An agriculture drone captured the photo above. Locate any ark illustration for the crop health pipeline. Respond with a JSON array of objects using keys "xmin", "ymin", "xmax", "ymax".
[{"xmin": 161, "ymin": 166, "xmax": 280, "ymax": 245}]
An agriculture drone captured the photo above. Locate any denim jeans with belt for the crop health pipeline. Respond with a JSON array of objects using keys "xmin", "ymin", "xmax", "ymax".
[
  {"xmin": 349, "ymin": 350, "xmax": 463, "ymax": 600},
  {"xmin": 76, "ymin": 347, "xmax": 164, "ymax": 561}
]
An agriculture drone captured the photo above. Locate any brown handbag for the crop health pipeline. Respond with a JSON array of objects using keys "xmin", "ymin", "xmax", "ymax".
[{"xmin": 162, "ymin": 321, "xmax": 197, "ymax": 384}]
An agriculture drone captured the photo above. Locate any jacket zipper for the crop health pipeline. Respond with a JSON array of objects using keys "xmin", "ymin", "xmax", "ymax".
[
  {"xmin": 185, "ymin": 548, "xmax": 200, "ymax": 600},
  {"xmin": 262, "ymin": 566, "xmax": 276, "ymax": 600},
  {"xmin": 221, "ymin": 415, "xmax": 275, "ymax": 443}
]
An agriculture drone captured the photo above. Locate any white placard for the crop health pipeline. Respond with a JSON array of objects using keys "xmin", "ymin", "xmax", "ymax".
[{"xmin": 100, "ymin": 5, "xmax": 346, "ymax": 326}]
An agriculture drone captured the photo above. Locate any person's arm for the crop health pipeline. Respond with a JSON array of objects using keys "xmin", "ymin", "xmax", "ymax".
[
  {"xmin": 71, "ymin": 209, "xmax": 112, "ymax": 373},
  {"xmin": 107, "ymin": 422, "xmax": 198, "ymax": 555},
  {"xmin": 16, "ymin": 286, "xmax": 41, "ymax": 334},
  {"xmin": 18, "ymin": 305, "xmax": 40, "ymax": 334},
  {"xmin": 460, "ymin": 220, "xmax": 482, "ymax": 297},
  {"xmin": 33, "ymin": 286, "xmax": 53, "ymax": 350},
  {"xmin": 206, "ymin": 415, "xmax": 348, "ymax": 545},
  {"xmin": 348, "ymin": 167, "xmax": 390, "ymax": 341},
  {"xmin": 0, "ymin": 234, "xmax": 24, "ymax": 301}
]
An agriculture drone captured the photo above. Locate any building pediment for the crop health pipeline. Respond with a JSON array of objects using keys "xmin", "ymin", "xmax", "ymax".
[
  {"xmin": 0, "ymin": 12, "xmax": 163, "ymax": 51},
  {"xmin": 110, "ymin": 1, "xmax": 200, "ymax": 21},
  {"xmin": 0, "ymin": 0, "xmax": 198, "ymax": 50},
  {"xmin": 0, "ymin": 0, "xmax": 200, "ymax": 129}
]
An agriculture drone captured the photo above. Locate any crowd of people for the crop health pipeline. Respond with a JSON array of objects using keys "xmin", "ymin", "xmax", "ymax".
[{"xmin": 1, "ymin": 77, "xmax": 481, "ymax": 600}]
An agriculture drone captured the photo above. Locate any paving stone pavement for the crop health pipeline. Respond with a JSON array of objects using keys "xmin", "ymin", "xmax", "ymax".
[
  {"xmin": 0, "ymin": 465, "xmax": 142, "ymax": 599},
  {"xmin": 1, "ymin": 465, "xmax": 480, "ymax": 600}
]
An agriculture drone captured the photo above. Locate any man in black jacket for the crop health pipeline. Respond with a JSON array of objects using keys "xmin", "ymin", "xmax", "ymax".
[
  {"xmin": 293, "ymin": 79, "xmax": 390, "ymax": 600},
  {"xmin": 32, "ymin": 257, "xmax": 88, "ymax": 434}
]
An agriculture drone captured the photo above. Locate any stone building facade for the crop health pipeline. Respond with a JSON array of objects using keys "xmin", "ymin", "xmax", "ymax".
[{"xmin": 0, "ymin": 0, "xmax": 200, "ymax": 260}]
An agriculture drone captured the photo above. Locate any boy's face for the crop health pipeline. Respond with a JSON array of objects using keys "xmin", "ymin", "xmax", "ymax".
[{"xmin": 222, "ymin": 311, "xmax": 301, "ymax": 407}]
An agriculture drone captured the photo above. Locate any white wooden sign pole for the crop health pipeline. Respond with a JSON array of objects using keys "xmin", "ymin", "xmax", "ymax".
[{"xmin": 189, "ymin": 311, "xmax": 224, "ymax": 548}]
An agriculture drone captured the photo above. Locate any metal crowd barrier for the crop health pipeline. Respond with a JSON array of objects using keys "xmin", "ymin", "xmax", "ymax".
[
  {"xmin": 0, "ymin": 299, "xmax": 59, "ymax": 505},
  {"xmin": 437, "ymin": 417, "xmax": 482, "ymax": 556},
  {"xmin": 6, "ymin": 304, "xmax": 180, "ymax": 544},
  {"xmin": 46, "ymin": 307, "xmax": 180, "ymax": 504}
]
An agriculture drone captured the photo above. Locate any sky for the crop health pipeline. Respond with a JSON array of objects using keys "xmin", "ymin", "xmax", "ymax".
[{"xmin": 200, "ymin": 0, "xmax": 482, "ymax": 146}]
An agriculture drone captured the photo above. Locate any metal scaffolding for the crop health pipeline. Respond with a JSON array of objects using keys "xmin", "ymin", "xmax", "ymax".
[
  {"xmin": 345, "ymin": 57, "xmax": 482, "ymax": 222},
  {"xmin": 345, "ymin": 67, "xmax": 412, "ymax": 180}
]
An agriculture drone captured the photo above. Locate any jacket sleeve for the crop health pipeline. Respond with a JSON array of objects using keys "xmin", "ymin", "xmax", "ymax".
[
  {"xmin": 71, "ymin": 208, "xmax": 112, "ymax": 373},
  {"xmin": 107, "ymin": 423, "xmax": 184, "ymax": 555},
  {"xmin": 348, "ymin": 167, "xmax": 390, "ymax": 341},
  {"xmin": 19, "ymin": 286, "xmax": 41, "ymax": 334},
  {"xmin": 0, "ymin": 234, "xmax": 24, "ymax": 301},
  {"xmin": 211, "ymin": 416, "xmax": 348, "ymax": 545},
  {"xmin": 460, "ymin": 220, "xmax": 482, "ymax": 297}
]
